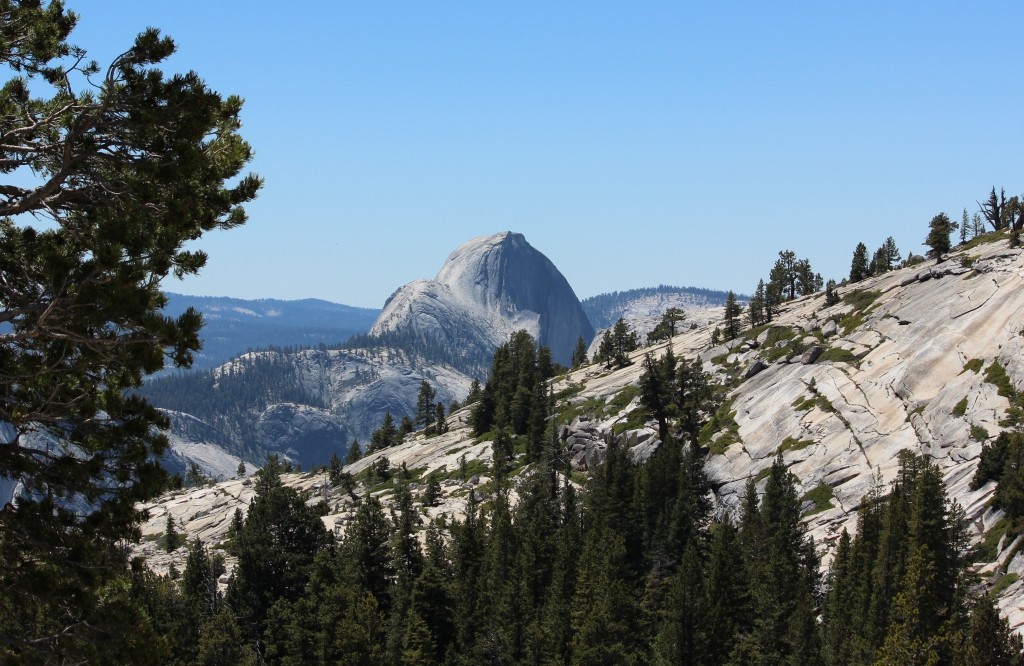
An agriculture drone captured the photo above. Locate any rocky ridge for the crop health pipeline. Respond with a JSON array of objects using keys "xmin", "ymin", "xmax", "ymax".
[{"xmin": 136, "ymin": 234, "xmax": 1024, "ymax": 632}]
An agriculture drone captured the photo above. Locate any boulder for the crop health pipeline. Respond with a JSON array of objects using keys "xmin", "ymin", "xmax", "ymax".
[
  {"xmin": 745, "ymin": 360, "xmax": 768, "ymax": 378},
  {"xmin": 801, "ymin": 346, "xmax": 824, "ymax": 365}
]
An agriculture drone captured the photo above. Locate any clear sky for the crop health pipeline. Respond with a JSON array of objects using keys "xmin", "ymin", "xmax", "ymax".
[{"xmin": 68, "ymin": 1, "xmax": 1024, "ymax": 308}]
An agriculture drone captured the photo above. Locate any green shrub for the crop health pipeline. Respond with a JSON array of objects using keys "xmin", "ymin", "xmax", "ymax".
[
  {"xmin": 792, "ymin": 395, "xmax": 817, "ymax": 411},
  {"xmin": 963, "ymin": 358, "xmax": 984, "ymax": 374},
  {"xmin": 801, "ymin": 483, "xmax": 834, "ymax": 516},
  {"xmin": 971, "ymin": 424, "xmax": 991, "ymax": 441},
  {"xmin": 700, "ymin": 398, "xmax": 740, "ymax": 455},
  {"xmin": 952, "ymin": 397, "xmax": 968, "ymax": 417},
  {"xmin": 991, "ymin": 572, "xmax": 1019, "ymax": 596},
  {"xmin": 985, "ymin": 361, "xmax": 1017, "ymax": 399},
  {"xmin": 817, "ymin": 347, "xmax": 859, "ymax": 365},
  {"xmin": 778, "ymin": 437, "xmax": 815, "ymax": 454},
  {"xmin": 839, "ymin": 312, "xmax": 866, "ymax": 335}
]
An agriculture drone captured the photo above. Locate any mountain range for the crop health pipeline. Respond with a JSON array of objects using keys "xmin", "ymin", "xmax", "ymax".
[{"xmin": 161, "ymin": 294, "xmax": 379, "ymax": 370}]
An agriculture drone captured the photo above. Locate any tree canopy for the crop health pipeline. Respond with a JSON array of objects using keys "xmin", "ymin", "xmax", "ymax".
[{"xmin": 0, "ymin": 1, "xmax": 259, "ymax": 658}]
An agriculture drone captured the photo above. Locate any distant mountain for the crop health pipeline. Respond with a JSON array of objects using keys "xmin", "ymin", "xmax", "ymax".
[
  {"xmin": 144, "ymin": 232, "xmax": 593, "ymax": 468},
  {"xmin": 163, "ymin": 293, "xmax": 379, "ymax": 370},
  {"xmin": 582, "ymin": 284, "xmax": 743, "ymax": 330},
  {"xmin": 371, "ymin": 231, "xmax": 594, "ymax": 367}
]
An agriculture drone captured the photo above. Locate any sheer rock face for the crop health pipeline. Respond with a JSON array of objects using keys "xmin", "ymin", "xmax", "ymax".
[{"xmin": 371, "ymin": 232, "xmax": 594, "ymax": 366}]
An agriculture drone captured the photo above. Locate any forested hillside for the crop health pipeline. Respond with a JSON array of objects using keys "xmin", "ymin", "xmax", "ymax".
[
  {"xmin": 129, "ymin": 223, "xmax": 1024, "ymax": 665},
  {"xmin": 582, "ymin": 285, "xmax": 740, "ymax": 330}
]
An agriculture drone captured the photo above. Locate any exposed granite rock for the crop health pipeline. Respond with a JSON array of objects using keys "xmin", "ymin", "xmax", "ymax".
[{"xmin": 371, "ymin": 231, "xmax": 594, "ymax": 366}]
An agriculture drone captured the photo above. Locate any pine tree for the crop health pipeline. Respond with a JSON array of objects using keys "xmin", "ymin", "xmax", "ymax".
[
  {"xmin": 165, "ymin": 513, "xmax": 181, "ymax": 553},
  {"xmin": 369, "ymin": 412, "xmax": 399, "ymax": 452},
  {"xmin": 770, "ymin": 250, "xmax": 800, "ymax": 300},
  {"xmin": 434, "ymin": 401, "xmax": 447, "ymax": 434},
  {"xmin": 571, "ymin": 336, "xmax": 589, "ymax": 369},
  {"xmin": 648, "ymin": 307, "xmax": 687, "ymax": 344},
  {"xmin": 850, "ymin": 242, "xmax": 870, "ymax": 282},
  {"xmin": 925, "ymin": 212, "xmax": 957, "ymax": 261},
  {"xmin": 570, "ymin": 525, "xmax": 642, "ymax": 665},
  {"xmin": 601, "ymin": 318, "xmax": 640, "ymax": 368},
  {"xmin": 874, "ymin": 545, "xmax": 942, "ymax": 666},
  {"xmin": 415, "ymin": 380, "xmax": 437, "ymax": 429},
  {"xmin": 734, "ymin": 456, "xmax": 821, "ymax": 664},
  {"xmin": 639, "ymin": 350, "xmax": 677, "ymax": 442},
  {"xmin": 466, "ymin": 378, "xmax": 483, "ymax": 404},
  {"xmin": 0, "ymin": 3, "xmax": 260, "ymax": 656},
  {"xmin": 653, "ymin": 542, "xmax": 707, "ymax": 665},
  {"xmin": 346, "ymin": 438, "xmax": 363, "ymax": 465},
  {"xmin": 723, "ymin": 291, "xmax": 742, "ymax": 340},
  {"xmin": 749, "ymin": 280, "xmax": 766, "ymax": 327},
  {"xmin": 795, "ymin": 258, "xmax": 817, "ymax": 296},
  {"xmin": 825, "ymin": 279, "xmax": 840, "ymax": 306},
  {"xmin": 225, "ymin": 466, "xmax": 332, "ymax": 644},
  {"xmin": 197, "ymin": 610, "xmax": 250, "ymax": 666},
  {"xmin": 959, "ymin": 594, "xmax": 1024, "ymax": 666}
]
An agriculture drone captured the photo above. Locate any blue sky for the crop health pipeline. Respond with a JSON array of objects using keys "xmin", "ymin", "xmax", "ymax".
[{"xmin": 69, "ymin": 2, "xmax": 1023, "ymax": 308}]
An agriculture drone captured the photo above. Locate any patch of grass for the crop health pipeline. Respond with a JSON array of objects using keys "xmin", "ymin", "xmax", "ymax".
[
  {"xmin": 758, "ymin": 327, "xmax": 804, "ymax": 363},
  {"xmin": 778, "ymin": 437, "xmax": 815, "ymax": 454},
  {"xmin": 991, "ymin": 572, "xmax": 1019, "ymax": 596},
  {"xmin": 985, "ymin": 361, "xmax": 1017, "ymax": 399},
  {"xmin": 612, "ymin": 409, "xmax": 647, "ymax": 435},
  {"xmin": 754, "ymin": 467, "xmax": 772, "ymax": 483},
  {"xmin": 764, "ymin": 326, "xmax": 797, "ymax": 347},
  {"xmin": 743, "ymin": 323, "xmax": 770, "ymax": 343},
  {"xmin": 817, "ymin": 347, "xmax": 859, "ymax": 365},
  {"xmin": 952, "ymin": 397, "xmax": 969, "ymax": 417},
  {"xmin": 801, "ymin": 483, "xmax": 834, "ymax": 516},
  {"xmin": 961, "ymin": 228, "xmax": 1008, "ymax": 251},
  {"xmin": 963, "ymin": 358, "xmax": 984, "ymax": 374},
  {"xmin": 838, "ymin": 289, "xmax": 882, "ymax": 335},
  {"xmin": 842, "ymin": 289, "xmax": 882, "ymax": 312},
  {"xmin": 971, "ymin": 424, "xmax": 991, "ymax": 442},
  {"xmin": 553, "ymin": 381, "xmax": 585, "ymax": 402},
  {"xmin": 839, "ymin": 312, "xmax": 866, "ymax": 336},
  {"xmin": 910, "ymin": 404, "xmax": 926, "ymax": 417},
  {"xmin": 607, "ymin": 384, "xmax": 641, "ymax": 414}
]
